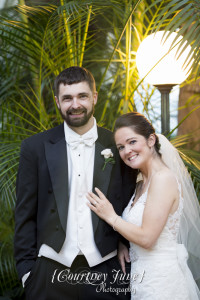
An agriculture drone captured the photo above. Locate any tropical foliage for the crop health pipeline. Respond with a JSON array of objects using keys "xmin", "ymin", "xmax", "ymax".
[{"xmin": 0, "ymin": 0, "xmax": 200, "ymax": 298}]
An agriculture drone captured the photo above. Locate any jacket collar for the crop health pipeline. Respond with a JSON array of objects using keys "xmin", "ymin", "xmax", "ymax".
[{"xmin": 45, "ymin": 123, "xmax": 116, "ymax": 233}]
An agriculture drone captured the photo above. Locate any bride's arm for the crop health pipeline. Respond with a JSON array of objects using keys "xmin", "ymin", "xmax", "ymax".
[{"xmin": 87, "ymin": 172, "xmax": 179, "ymax": 249}]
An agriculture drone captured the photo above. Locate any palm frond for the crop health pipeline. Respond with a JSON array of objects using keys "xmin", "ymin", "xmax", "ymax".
[{"xmin": 0, "ymin": 1, "xmax": 200, "ymax": 296}]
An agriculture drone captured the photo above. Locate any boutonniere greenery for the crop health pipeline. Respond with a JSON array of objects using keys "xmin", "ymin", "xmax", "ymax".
[{"xmin": 101, "ymin": 149, "xmax": 115, "ymax": 171}]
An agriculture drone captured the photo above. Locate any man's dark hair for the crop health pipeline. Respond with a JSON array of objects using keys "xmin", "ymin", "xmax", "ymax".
[{"xmin": 54, "ymin": 66, "xmax": 96, "ymax": 97}]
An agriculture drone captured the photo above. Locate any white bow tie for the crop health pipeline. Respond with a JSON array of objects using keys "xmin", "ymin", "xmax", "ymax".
[{"xmin": 68, "ymin": 134, "xmax": 96, "ymax": 149}]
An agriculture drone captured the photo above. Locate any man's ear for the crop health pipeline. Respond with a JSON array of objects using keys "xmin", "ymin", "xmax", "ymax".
[
  {"xmin": 148, "ymin": 134, "xmax": 156, "ymax": 148},
  {"xmin": 55, "ymin": 96, "xmax": 60, "ymax": 109},
  {"xmin": 93, "ymin": 91, "xmax": 98, "ymax": 105}
]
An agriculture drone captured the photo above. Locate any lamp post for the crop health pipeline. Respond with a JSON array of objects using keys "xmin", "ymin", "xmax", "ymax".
[
  {"xmin": 155, "ymin": 84, "xmax": 174, "ymax": 134},
  {"xmin": 136, "ymin": 31, "xmax": 193, "ymax": 135}
]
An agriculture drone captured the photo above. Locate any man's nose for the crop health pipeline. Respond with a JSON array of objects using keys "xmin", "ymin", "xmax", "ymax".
[{"xmin": 71, "ymin": 98, "xmax": 80, "ymax": 108}]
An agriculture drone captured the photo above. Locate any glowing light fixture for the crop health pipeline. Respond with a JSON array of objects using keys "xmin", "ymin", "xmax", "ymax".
[{"xmin": 136, "ymin": 31, "xmax": 193, "ymax": 134}]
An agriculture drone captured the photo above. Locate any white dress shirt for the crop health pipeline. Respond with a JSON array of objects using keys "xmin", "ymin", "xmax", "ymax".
[{"xmin": 38, "ymin": 118, "xmax": 116, "ymax": 267}]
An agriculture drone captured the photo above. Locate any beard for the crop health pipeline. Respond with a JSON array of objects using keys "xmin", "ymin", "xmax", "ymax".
[{"xmin": 59, "ymin": 105, "xmax": 94, "ymax": 127}]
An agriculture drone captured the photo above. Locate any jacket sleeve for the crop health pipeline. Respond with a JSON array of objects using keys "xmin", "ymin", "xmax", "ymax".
[{"xmin": 14, "ymin": 139, "xmax": 38, "ymax": 280}]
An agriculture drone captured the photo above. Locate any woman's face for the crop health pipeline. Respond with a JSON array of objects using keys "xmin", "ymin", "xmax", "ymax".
[{"xmin": 115, "ymin": 127, "xmax": 153, "ymax": 170}]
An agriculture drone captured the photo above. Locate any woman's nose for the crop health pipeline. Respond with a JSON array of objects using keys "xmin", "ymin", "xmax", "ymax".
[{"xmin": 124, "ymin": 145, "xmax": 132, "ymax": 155}]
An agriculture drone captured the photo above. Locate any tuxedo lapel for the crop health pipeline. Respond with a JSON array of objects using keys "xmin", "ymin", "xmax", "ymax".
[
  {"xmin": 92, "ymin": 135, "xmax": 116, "ymax": 233},
  {"xmin": 44, "ymin": 126, "xmax": 69, "ymax": 233},
  {"xmin": 44, "ymin": 125, "xmax": 115, "ymax": 235}
]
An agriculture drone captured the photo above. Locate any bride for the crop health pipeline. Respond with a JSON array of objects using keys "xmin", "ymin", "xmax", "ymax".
[{"xmin": 87, "ymin": 112, "xmax": 200, "ymax": 299}]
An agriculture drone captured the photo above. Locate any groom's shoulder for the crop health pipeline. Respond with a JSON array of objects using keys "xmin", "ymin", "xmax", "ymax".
[
  {"xmin": 21, "ymin": 123, "xmax": 64, "ymax": 146},
  {"xmin": 97, "ymin": 125, "xmax": 113, "ymax": 138},
  {"xmin": 97, "ymin": 126, "xmax": 115, "ymax": 145}
]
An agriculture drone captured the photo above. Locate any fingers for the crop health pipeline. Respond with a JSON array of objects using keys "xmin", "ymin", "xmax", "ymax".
[
  {"xmin": 86, "ymin": 187, "xmax": 107, "ymax": 205},
  {"xmin": 118, "ymin": 254, "xmax": 126, "ymax": 274},
  {"xmin": 118, "ymin": 242, "xmax": 130, "ymax": 274},
  {"xmin": 121, "ymin": 245, "xmax": 130, "ymax": 263},
  {"xmin": 86, "ymin": 193, "xmax": 98, "ymax": 206},
  {"xmin": 87, "ymin": 191, "xmax": 99, "ymax": 204},
  {"xmin": 86, "ymin": 201, "xmax": 96, "ymax": 212},
  {"xmin": 94, "ymin": 187, "xmax": 106, "ymax": 199},
  {"xmin": 87, "ymin": 187, "xmax": 107, "ymax": 201},
  {"xmin": 124, "ymin": 251, "xmax": 131, "ymax": 263}
]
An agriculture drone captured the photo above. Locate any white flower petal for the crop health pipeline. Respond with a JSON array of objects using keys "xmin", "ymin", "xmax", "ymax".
[{"xmin": 101, "ymin": 148, "xmax": 113, "ymax": 159}]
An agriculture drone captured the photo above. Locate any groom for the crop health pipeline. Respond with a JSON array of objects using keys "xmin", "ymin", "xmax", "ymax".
[{"xmin": 14, "ymin": 66, "xmax": 136, "ymax": 299}]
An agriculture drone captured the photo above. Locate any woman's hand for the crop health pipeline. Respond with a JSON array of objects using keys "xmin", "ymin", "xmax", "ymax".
[
  {"xmin": 86, "ymin": 187, "xmax": 118, "ymax": 226},
  {"xmin": 118, "ymin": 241, "xmax": 130, "ymax": 274}
]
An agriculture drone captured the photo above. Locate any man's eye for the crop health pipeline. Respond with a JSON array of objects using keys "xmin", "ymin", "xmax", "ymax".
[
  {"xmin": 80, "ymin": 95, "xmax": 87, "ymax": 99},
  {"xmin": 63, "ymin": 97, "xmax": 71, "ymax": 101}
]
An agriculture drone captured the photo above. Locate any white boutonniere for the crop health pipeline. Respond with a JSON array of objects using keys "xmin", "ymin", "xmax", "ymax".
[{"xmin": 101, "ymin": 149, "xmax": 115, "ymax": 171}]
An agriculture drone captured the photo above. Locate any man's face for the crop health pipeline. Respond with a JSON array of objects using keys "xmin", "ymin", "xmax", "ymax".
[{"xmin": 55, "ymin": 81, "xmax": 97, "ymax": 128}]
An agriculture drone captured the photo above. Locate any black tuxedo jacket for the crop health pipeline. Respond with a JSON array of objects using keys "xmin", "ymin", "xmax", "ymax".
[{"xmin": 14, "ymin": 123, "xmax": 136, "ymax": 279}]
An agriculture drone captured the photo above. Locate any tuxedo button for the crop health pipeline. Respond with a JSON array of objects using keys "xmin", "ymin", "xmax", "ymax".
[
  {"xmin": 50, "ymin": 208, "xmax": 56, "ymax": 213},
  {"xmin": 48, "ymin": 188, "xmax": 53, "ymax": 194},
  {"xmin": 56, "ymin": 225, "xmax": 59, "ymax": 231},
  {"xmin": 79, "ymin": 225, "xmax": 83, "ymax": 229}
]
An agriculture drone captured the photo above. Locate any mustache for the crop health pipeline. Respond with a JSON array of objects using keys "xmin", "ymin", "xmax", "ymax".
[{"xmin": 67, "ymin": 108, "xmax": 87, "ymax": 114}]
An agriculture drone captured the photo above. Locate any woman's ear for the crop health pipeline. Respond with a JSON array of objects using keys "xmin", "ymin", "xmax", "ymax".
[{"xmin": 148, "ymin": 134, "xmax": 156, "ymax": 148}]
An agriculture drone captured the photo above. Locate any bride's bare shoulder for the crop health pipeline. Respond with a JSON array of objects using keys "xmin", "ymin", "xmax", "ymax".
[{"xmin": 151, "ymin": 168, "xmax": 178, "ymax": 192}]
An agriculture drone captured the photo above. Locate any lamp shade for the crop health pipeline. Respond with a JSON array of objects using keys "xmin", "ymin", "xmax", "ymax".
[{"xmin": 136, "ymin": 31, "xmax": 193, "ymax": 85}]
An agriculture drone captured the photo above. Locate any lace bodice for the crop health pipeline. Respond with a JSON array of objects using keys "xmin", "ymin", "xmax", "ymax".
[
  {"xmin": 123, "ymin": 179, "xmax": 183, "ymax": 238},
  {"xmin": 122, "ymin": 179, "xmax": 184, "ymax": 258},
  {"xmin": 121, "ymin": 181, "xmax": 194, "ymax": 300}
]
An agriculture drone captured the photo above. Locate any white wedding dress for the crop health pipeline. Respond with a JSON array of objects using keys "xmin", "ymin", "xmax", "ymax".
[{"xmin": 122, "ymin": 180, "xmax": 200, "ymax": 300}]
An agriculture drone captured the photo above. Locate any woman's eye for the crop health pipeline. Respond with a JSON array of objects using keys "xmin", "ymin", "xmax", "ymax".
[
  {"xmin": 130, "ymin": 140, "xmax": 136, "ymax": 145},
  {"xmin": 118, "ymin": 146, "xmax": 124, "ymax": 151}
]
